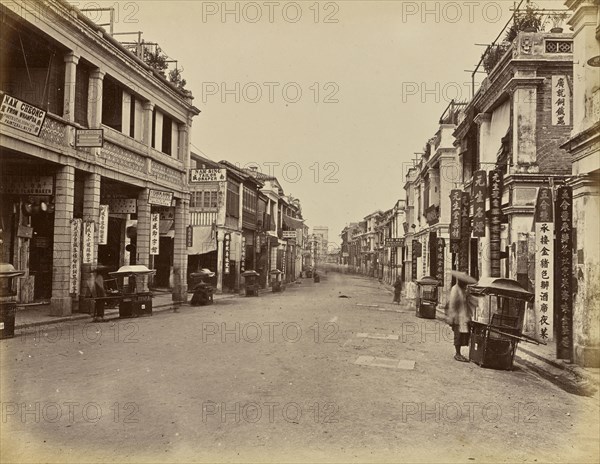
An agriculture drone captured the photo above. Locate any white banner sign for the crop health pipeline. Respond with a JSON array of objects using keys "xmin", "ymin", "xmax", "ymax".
[
  {"xmin": 83, "ymin": 221, "xmax": 95, "ymax": 265},
  {"xmin": 190, "ymin": 168, "xmax": 226, "ymax": 183},
  {"xmin": 98, "ymin": 205, "xmax": 109, "ymax": 245},
  {"xmin": 535, "ymin": 222, "xmax": 554, "ymax": 341},
  {"xmin": 0, "ymin": 94, "xmax": 46, "ymax": 136},
  {"xmin": 148, "ymin": 189, "xmax": 174, "ymax": 207},
  {"xmin": 150, "ymin": 213, "xmax": 160, "ymax": 255},
  {"xmin": 69, "ymin": 219, "xmax": 82, "ymax": 294},
  {"xmin": 282, "ymin": 231, "xmax": 297, "ymax": 239}
]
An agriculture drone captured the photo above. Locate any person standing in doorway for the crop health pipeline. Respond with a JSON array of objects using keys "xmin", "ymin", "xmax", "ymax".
[
  {"xmin": 392, "ymin": 276, "xmax": 402, "ymax": 305},
  {"xmin": 447, "ymin": 270, "xmax": 477, "ymax": 362}
]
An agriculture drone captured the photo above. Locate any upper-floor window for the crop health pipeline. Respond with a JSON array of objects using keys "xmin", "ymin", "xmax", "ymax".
[
  {"xmin": 190, "ymin": 190, "xmax": 218, "ymax": 209},
  {"xmin": 243, "ymin": 186, "xmax": 257, "ymax": 213},
  {"xmin": 0, "ymin": 14, "xmax": 65, "ymax": 117},
  {"xmin": 226, "ymin": 180, "xmax": 240, "ymax": 218}
]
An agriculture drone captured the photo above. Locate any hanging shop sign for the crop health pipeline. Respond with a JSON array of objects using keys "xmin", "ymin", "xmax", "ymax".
[
  {"xmin": 459, "ymin": 192, "xmax": 471, "ymax": 272},
  {"xmin": 186, "ymin": 225, "xmax": 194, "ymax": 248},
  {"xmin": 551, "ymin": 75, "xmax": 571, "ymax": 126},
  {"xmin": 150, "ymin": 213, "xmax": 160, "ymax": 255},
  {"xmin": 555, "ymin": 186, "xmax": 573, "ymax": 359},
  {"xmin": 385, "ymin": 238, "xmax": 403, "ymax": 247},
  {"xmin": 69, "ymin": 219, "xmax": 82, "ymax": 295},
  {"xmin": 282, "ymin": 231, "xmax": 297, "ymax": 239},
  {"xmin": 75, "ymin": 128, "xmax": 104, "ymax": 147},
  {"xmin": 106, "ymin": 198, "xmax": 137, "ymax": 214},
  {"xmin": 488, "ymin": 170, "xmax": 503, "ymax": 277},
  {"xmin": 148, "ymin": 189, "xmax": 174, "ymax": 207},
  {"xmin": 449, "ymin": 189, "xmax": 462, "ymax": 253},
  {"xmin": 224, "ymin": 233, "xmax": 231, "ymax": 274},
  {"xmin": 411, "ymin": 239, "xmax": 419, "ymax": 281},
  {"xmin": 436, "ymin": 238, "xmax": 445, "ymax": 287},
  {"xmin": 471, "ymin": 170, "xmax": 487, "ymax": 237},
  {"xmin": 0, "ymin": 93, "xmax": 46, "ymax": 136},
  {"xmin": 189, "ymin": 168, "xmax": 227, "ymax": 183},
  {"xmin": 0, "ymin": 176, "xmax": 53, "ymax": 195},
  {"xmin": 98, "ymin": 205, "xmax": 109, "ymax": 245},
  {"xmin": 282, "ymin": 248, "xmax": 286, "ymax": 275},
  {"xmin": 82, "ymin": 221, "xmax": 95, "ymax": 265},
  {"xmin": 534, "ymin": 187, "xmax": 554, "ymax": 342},
  {"xmin": 240, "ymin": 236, "xmax": 246, "ymax": 273}
]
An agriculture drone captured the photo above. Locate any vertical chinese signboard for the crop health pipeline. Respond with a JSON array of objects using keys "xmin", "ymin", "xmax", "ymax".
[
  {"xmin": 534, "ymin": 187, "xmax": 554, "ymax": 342},
  {"xmin": 282, "ymin": 248, "xmax": 287, "ymax": 275},
  {"xmin": 552, "ymin": 75, "xmax": 570, "ymax": 126},
  {"xmin": 150, "ymin": 213, "xmax": 160, "ymax": 255},
  {"xmin": 471, "ymin": 171, "xmax": 487, "ymax": 237},
  {"xmin": 223, "ymin": 233, "xmax": 231, "ymax": 274},
  {"xmin": 555, "ymin": 186, "xmax": 572, "ymax": 359},
  {"xmin": 69, "ymin": 219, "xmax": 82, "ymax": 294},
  {"xmin": 488, "ymin": 170, "xmax": 503, "ymax": 277},
  {"xmin": 459, "ymin": 192, "xmax": 471, "ymax": 272},
  {"xmin": 436, "ymin": 238, "xmax": 445, "ymax": 287},
  {"xmin": 240, "ymin": 236, "xmax": 246, "ymax": 273},
  {"xmin": 411, "ymin": 239, "xmax": 419, "ymax": 281},
  {"xmin": 449, "ymin": 190, "xmax": 462, "ymax": 255},
  {"xmin": 83, "ymin": 221, "xmax": 94, "ymax": 264},
  {"xmin": 98, "ymin": 205, "xmax": 109, "ymax": 245},
  {"xmin": 186, "ymin": 225, "xmax": 193, "ymax": 248}
]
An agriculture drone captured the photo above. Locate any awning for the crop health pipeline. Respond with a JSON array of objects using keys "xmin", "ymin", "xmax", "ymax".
[
  {"xmin": 188, "ymin": 226, "xmax": 217, "ymax": 255},
  {"xmin": 282, "ymin": 215, "xmax": 304, "ymax": 230}
]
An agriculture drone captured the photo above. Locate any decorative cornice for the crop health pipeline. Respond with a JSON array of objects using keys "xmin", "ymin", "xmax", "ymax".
[{"xmin": 503, "ymin": 77, "xmax": 546, "ymax": 94}]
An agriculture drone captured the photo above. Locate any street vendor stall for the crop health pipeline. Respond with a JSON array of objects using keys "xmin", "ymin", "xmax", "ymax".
[
  {"xmin": 0, "ymin": 263, "xmax": 25, "ymax": 339},
  {"xmin": 190, "ymin": 269, "xmax": 215, "ymax": 306},
  {"xmin": 415, "ymin": 276, "xmax": 439, "ymax": 319},
  {"xmin": 242, "ymin": 270, "xmax": 260, "ymax": 297},
  {"xmin": 468, "ymin": 277, "xmax": 539, "ymax": 370},
  {"xmin": 270, "ymin": 269, "xmax": 283, "ymax": 292},
  {"xmin": 109, "ymin": 265, "xmax": 156, "ymax": 318}
]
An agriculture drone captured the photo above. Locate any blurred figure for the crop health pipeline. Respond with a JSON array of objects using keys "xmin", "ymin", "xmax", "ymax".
[{"xmin": 392, "ymin": 276, "xmax": 402, "ymax": 304}]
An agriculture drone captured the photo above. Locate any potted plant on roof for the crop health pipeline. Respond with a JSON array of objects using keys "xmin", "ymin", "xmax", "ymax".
[{"xmin": 550, "ymin": 12, "xmax": 568, "ymax": 33}]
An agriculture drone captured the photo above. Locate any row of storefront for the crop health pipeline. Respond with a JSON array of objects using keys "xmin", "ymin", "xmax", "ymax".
[{"xmin": 340, "ymin": 13, "xmax": 599, "ymax": 368}]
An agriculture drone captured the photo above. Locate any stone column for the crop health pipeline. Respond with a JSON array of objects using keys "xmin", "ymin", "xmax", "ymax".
[
  {"xmin": 136, "ymin": 188, "xmax": 151, "ymax": 292},
  {"xmin": 80, "ymin": 172, "xmax": 101, "ymax": 303},
  {"xmin": 50, "ymin": 165, "xmax": 75, "ymax": 316},
  {"xmin": 63, "ymin": 52, "xmax": 79, "ymax": 122},
  {"xmin": 172, "ymin": 197, "xmax": 189, "ymax": 303},
  {"xmin": 88, "ymin": 69, "xmax": 105, "ymax": 129},
  {"xmin": 505, "ymin": 75, "xmax": 544, "ymax": 169},
  {"xmin": 142, "ymin": 102, "xmax": 155, "ymax": 146}
]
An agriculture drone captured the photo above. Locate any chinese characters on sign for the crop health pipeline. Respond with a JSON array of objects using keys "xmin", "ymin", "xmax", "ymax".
[
  {"xmin": 488, "ymin": 170, "xmax": 503, "ymax": 277},
  {"xmin": 98, "ymin": 205, "xmax": 109, "ymax": 245},
  {"xmin": 449, "ymin": 190, "xmax": 462, "ymax": 254},
  {"xmin": 69, "ymin": 219, "xmax": 82, "ymax": 294},
  {"xmin": 471, "ymin": 170, "xmax": 487, "ymax": 238},
  {"xmin": 411, "ymin": 240, "xmax": 419, "ymax": 281},
  {"xmin": 224, "ymin": 233, "xmax": 231, "ymax": 275},
  {"xmin": 150, "ymin": 213, "xmax": 160, "ymax": 255},
  {"xmin": 186, "ymin": 225, "xmax": 194, "ymax": 248},
  {"xmin": 552, "ymin": 75, "xmax": 571, "ymax": 126},
  {"xmin": 83, "ymin": 221, "xmax": 95, "ymax": 264},
  {"xmin": 535, "ymin": 187, "xmax": 554, "ymax": 342},
  {"xmin": 555, "ymin": 186, "xmax": 573, "ymax": 359},
  {"xmin": 436, "ymin": 238, "xmax": 445, "ymax": 287},
  {"xmin": 0, "ymin": 176, "xmax": 53, "ymax": 195},
  {"xmin": 459, "ymin": 192, "xmax": 471, "ymax": 272},
  {"xmin": 240, "ymin": 236, "xmax": 246, "ymax": 273},
  {"xmin": 282, "ymin": 248, "xmax": 287, "ymax": 275}
]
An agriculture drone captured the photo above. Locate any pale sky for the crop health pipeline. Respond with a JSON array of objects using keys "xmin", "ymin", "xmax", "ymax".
[{"xmin": 88, "ymin": 0, "xmax": 565, "ymax": 244}]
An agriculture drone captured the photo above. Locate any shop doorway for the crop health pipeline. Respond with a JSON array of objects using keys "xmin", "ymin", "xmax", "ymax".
[
  {"xmin": 154, "ymin": 237, "xmax": 173, "ymax": 288},
  {"xmin": 29, "ymin": 207, "xmax": 54, "ymax": 300},
  {"xmin": 98, "ymin": 217, "xmax": 123, "ymax": 272}
]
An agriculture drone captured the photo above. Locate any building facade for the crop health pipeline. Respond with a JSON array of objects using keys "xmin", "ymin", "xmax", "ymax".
[{"xmin": 0, "ymin": 0, "xmax": 199, "ymax": 314}]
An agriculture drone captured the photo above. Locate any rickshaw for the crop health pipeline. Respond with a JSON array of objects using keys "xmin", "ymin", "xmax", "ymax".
[
  {"xmin": 415, "ymin": 276, "xmax": 439, "ymax": 319},
  {"xmin": 242, "ymin": 270, "xmax": 260, "ymax": 296},
  {"xmin": 108, "ymin": 265, "xmax": 156, "ymax": 318},
  {"xmin": 468, "ymin": 277, "xmax": 540, "ymax": 370},
  {"xmin": 190, "ymin": 268, "xmax": 215, "ymax": 306},
  {"xmin": 270, "ymin": 269, "xmax": 283, "ymax": 292}
]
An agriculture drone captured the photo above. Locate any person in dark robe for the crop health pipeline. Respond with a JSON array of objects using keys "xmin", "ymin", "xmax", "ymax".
[{"xmin": 392, "ymin": 276, "xmax": 402, "ymax": 304}]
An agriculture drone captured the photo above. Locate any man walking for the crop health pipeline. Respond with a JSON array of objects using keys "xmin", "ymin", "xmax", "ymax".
[{"xmin": 447, "ymin": 270, "xmax": 476, "ymax": 362}]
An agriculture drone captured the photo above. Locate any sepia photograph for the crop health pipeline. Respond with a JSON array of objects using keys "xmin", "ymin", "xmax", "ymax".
[{"xmin": 0, "ymin": 0, "xmax": 599, "ymax": 462}]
